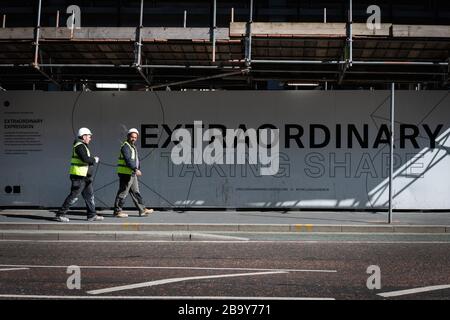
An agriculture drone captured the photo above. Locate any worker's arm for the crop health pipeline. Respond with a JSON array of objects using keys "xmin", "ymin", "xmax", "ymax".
[
  {"xmin": 75, "ymin": 144, "xmax": 96, "ymax": 165},
  {"xmin": 121, "ymin": 144, "xmax": 137, "ymax": 172}
]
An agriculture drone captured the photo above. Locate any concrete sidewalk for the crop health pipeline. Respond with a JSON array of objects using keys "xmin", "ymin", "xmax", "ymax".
[{"xmin": 0, "ymin": 210, "xmax": 449, "ymax": 238}]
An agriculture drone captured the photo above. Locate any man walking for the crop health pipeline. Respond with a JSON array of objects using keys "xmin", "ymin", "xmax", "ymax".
[
  {"xmin": 56, "ymin": 127, "xmax": 104, "ymax": 222},
  {"xmin": 113, "ymin": 128, "xmax": 153, "ymax": 218}
]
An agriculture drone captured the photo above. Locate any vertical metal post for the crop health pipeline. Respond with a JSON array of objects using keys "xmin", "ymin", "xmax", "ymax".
[
  {"xmin": 183, "ymin": 10, "xmax": 187, "ymax": 28},
  {"xmin": 324, "ymin": 8, "xmax": 327, "ymax": 23},
  {"xmin": 231, "ymin": 7, "xmax": 234, "ymax": 22},
  {"xmin": 348, "ymin": 0, "xmax": 353, "ymax": 66},
  {"xmin": 134, "ymin": 0, "xmax": 151, "ymax": 86},
  {"xmin": 245, "ymin": 0, "xmax": 253, "ymax": 66},
  {"xmin": 135, "ymin": 0, "xmax": 144, "ymax": 66},
  {"xmin": 32, "ymin": 2, "xmax": 60, "ymax": 87},
  {"xmin": 139, "ymin": 0, "xmax": 144, "ymax": 29},
  {"xmin": 33, "ymin": 0, "xmax": 42, "ymax": 67},
  {"xmin": 339, "ymin": 0, "xmax": 352, "ymax": 84},
  {"xmin": 388, "ymin": 82, "xmax": 395, "ymax": 224},
  {"xmin": 212, "ymin": 0, "xmax": 217, "ymax": 62},
  {"xmin": 2, "ymin": 14, "xmax": 6, "ymax": 28},
  {"xmin": 56, "ymin": 10, "xmax": 59, "ymax": 27}
]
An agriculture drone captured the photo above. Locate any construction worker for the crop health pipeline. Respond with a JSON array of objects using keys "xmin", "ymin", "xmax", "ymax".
[
  {"xmin": 56, "ymin": 127, "xmax": 104, "ymax": 222},
  {"xmin": 113, "ymin": 128, "xmax": 153, "ymax": 218}
]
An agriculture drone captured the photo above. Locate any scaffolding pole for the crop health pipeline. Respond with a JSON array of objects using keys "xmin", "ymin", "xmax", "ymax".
[
  {"xmin": 134, "ymin": 0, "xmax": 144, "ymax": 67},
  {"xmin": 348, "ymin": 0, "xmax": 353, "ymax": 65},
  {"xmin": 27, "ymin": 60, "xmax": 450, "ymax": 68},
  {"xmin": 34, "ymin": 68, "xmax": 59, "ymax": 86},
  {"xmin": 339, "ymin": 0, "xmax": 352, "ymax": 84},
  {"xmin": 134, "ymin": 0, "xmax": 151, "ymax": 86},
  {"xmin": 137, "ymin": 67, "xmax": 151, "ymax": 86},
  {"xmin": 33, "ymin": 0, "xmax": 42, "ymax": 67},
  {"xmin": 252, "ymin": 60, "xmax": 448, "ymax": 66},
  {"xmin": 35, "ymin": 64, "xmax": 237, "ymax": 69},
  {"xmin": 211, "ymin": 0, "xmax": 217, "ymax": 62},
  {"xmin": 32, "ymin": 0, "xmax": 60, "ymax": 87},
  {"xmin": 245, "ymin": 0, "xmax": 254, "ymax": 67}
]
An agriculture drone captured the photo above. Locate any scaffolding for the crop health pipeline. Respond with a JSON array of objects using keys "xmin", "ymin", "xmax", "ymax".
[{"xmin": 0, "ymin": 0, "xmax": 449, "ymax": 90}]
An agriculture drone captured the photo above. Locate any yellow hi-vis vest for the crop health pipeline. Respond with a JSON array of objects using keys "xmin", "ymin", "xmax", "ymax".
[
  {"xmin": 69, "ymin": 142, "xmax": 90, "ymax": 177},
  {"xmin": 117, "ymin": 141, "xmax": 136, "ymax": 175}
]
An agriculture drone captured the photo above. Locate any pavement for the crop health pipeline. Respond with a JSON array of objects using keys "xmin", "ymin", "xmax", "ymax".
[{"xmin": 0, "ymin": 209, "xmax": 449, "ymax": 241}]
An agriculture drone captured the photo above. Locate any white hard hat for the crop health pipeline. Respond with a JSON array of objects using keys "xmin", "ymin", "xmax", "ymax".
[
  {"xmin": 127, "ymin": 128, "xmax": 139, "ymax": 135},
  {"xmin": 77, "ymin": 127, "xmax": 93, "ymax": 137}
]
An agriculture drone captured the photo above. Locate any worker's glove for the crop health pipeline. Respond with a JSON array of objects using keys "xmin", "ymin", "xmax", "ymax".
[{"xmin": 94, "ymin": 156, "xmax": 99, "ymax": 163}]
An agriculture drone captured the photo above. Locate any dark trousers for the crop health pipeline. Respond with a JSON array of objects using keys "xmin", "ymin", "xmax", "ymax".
[
  {"xmin": 114, "ymin": 174, "xmax": 146, "ymax": 213},
  {"xmin": 60, "ymin": 176, "xmax": 96, "ymax": 218}
]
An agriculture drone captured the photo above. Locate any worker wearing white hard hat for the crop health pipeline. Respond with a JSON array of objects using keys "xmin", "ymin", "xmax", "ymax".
[
  {"xmin": 127, "ymin": 128, "xmax": 139, "ymax": 135},
  {"xmin": 77, "ymin": 127, "xmax": 93, "ymax": 137},
  {"xmin": 113, "ymin": 127, "xmax": 153, "ymax": 218},
  {"xmin": 56, "ymin": 127, "xmax": 104, "ymax": 222}
]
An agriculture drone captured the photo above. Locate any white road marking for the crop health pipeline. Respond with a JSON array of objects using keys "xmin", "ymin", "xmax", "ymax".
[
  {"xmin": 87, "ymin": 271, "xmax": 288, "ymax": 295},
  {"xmin": 0, "ymin": 268, "xmax": 29, "ymax": 272},
  {"xmin": 0, "ymin": 264, "xmax": 337, "ymax": 273},
  {"xmin": 1, "ymin": 239, "xmax": 449, "ymax": 244},
  {"xmin": 0, "ymin": 294, "xmax": 335, "ymax": 300},
  {"xmin": 378, "ymin": 284, "xmax": 450, "ymax": 297},
  {"xmin": 186, "ymin": 234, "xmax": 250, "ymax": 241}
]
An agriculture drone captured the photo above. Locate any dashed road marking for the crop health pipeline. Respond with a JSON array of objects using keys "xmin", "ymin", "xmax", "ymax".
[
  {"xmin": 0, "ymin": 264, "xmax": 337, "ymax": 273},
  {"xmin": 0, "ymin": 268, "xmax": 29, "ymax": 272},
  {"xmin": 378, "ymin": 284, "xmax": 450, "ymax": 297},
  {"xmin": 87, "ymin": 271, "xmax": 288, "ymax": 295}
]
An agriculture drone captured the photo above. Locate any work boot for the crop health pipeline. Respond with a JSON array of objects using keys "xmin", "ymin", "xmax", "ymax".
[
  {"xmin": 56, "ymin": 215, "xmax": 70, "ymax": 222},
  {"xmin": 139, "ymin": 208, "xmax": 154, "ymax": 217},
  {"xmin": 87, "ymin": 215, "xmax": 104, "ymax": 222},
  {"xmin": 114, "ymin": 211, "xmax": 128, "ymax": 218}
]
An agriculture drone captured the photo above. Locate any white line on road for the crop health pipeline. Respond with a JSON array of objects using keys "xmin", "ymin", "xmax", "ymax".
[
  {"xmin": 87, "ymin": 271, "xmax": 288, "ymax": 295},
  {"xmin": 378, "ymin": 284, "xmax": 450, "ymax": 297},
  {"xmin": 0, "ymin": 264, "xmax": 337, "ymax": 273},
  {"xmin": 1, "ymin": 239, "xmax": 449, "ymax": 244},
  {"xmin": 0, "ymin": 294, "xmax": 335, "ymax": 300},
  {"xmin": 0, "ymin": 268, "xmax": 29, "ymax": 272}
]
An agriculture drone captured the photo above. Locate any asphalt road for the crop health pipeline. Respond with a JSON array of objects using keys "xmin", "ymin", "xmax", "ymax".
[{"xmin": 0, "ymin": 238, "xmax": 449, "ymax": 302}]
